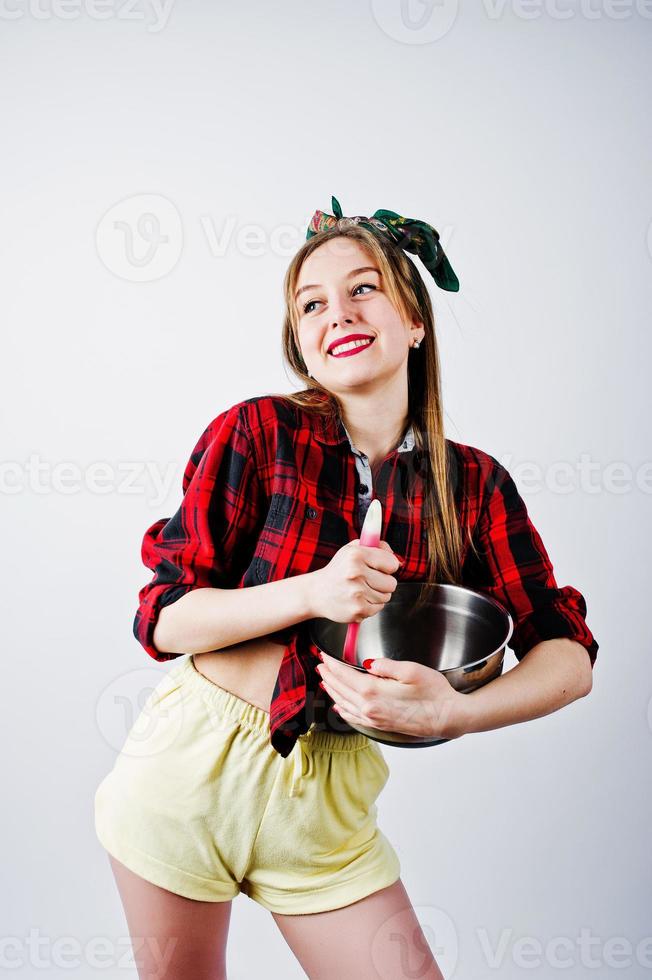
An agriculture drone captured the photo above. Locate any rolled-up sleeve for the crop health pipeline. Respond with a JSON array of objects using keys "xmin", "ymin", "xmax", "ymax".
[
  {"xmin": 133, "ymin": 404, "xmax": 265, "ymax": 661},
  {"xmin": 468, "ymin": 457, "xmax": 598, "ymax": 667}
]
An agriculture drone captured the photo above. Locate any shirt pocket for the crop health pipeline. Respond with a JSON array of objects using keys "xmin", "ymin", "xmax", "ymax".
[{"xmin": 254, "ymin": 483, "xmax": 352, "ymax": 585}]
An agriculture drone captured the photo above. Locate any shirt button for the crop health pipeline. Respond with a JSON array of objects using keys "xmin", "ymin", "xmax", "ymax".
[
  {"xmin": 359, "ymin": 484, "xmax": 368, "ymax": 494},
  {"xmin": 305, "ymin": 506, "xmax": 318, "ymax": 520}
]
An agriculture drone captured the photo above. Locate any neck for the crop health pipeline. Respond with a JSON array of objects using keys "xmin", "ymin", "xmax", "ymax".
[{"xmin": 334, "ymin": 381, "xmax": 410, "ymax": 465}]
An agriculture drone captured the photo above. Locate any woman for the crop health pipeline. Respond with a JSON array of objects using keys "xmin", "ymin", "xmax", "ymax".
[{"xmin": 94, "ymin": 196, "xmax": 598, "ymax": 979}]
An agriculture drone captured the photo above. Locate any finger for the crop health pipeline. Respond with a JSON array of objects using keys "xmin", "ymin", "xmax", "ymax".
[
  {"xmin": 319, "ymin": 654, "xmax": 372, "ymax": 684},
  {"xmin": 361, "ymin": 564, "xmax": 399, "ymax": 590},
  {"xmin": 320, "ymin": 678, "xmax": 364, "ymax": 719},
  {"xmin": 319, "ymin": 656, "xmax": 400, "ymax": 699},
  {"xmin": 378, "ymin": 541, "xmax": 404, "ymax": 568},
  {"xmin": 317, "ymin": 667, "xmax": 376, "ymax": 716},
  {"xmin": 360, "ymin": 545, "xmax": 401, "ymax": 573},
  {"xmin": 318, "ymin": 651, "xmax": 355, "ymax": 673},
  {"xmin": 318, "ymin": 672, "xmax": 364, "ymax": 710},
  {"xmin": 362, "ymin": 585, "xmax": 395, "ymax": 606},
  {"xmin": 331, "ymin": 702, "xmax": 370, "ymax": 727}
]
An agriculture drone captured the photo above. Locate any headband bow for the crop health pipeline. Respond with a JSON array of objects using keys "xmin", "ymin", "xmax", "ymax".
[{"xmin": 306, "ymin": 195, "xmax": 459, "ymax": 292}]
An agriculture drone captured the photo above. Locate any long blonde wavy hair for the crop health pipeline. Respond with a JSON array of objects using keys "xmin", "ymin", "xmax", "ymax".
[{"xmin": 277, "ymin": 224, "xmax": 476, "ymax": 587}]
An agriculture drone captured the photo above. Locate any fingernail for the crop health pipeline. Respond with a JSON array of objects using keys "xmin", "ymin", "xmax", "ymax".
[{"xmin": 362, "ymin": 658, "xmax": 376, "ymax": 670}]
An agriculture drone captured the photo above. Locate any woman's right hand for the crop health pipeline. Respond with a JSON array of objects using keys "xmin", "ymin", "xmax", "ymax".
[{"xmin": 307, "ymin": 538, "xmax": 402, "ymax": 623}]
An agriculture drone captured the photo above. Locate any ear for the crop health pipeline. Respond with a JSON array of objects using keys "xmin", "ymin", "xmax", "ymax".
[{"xmin": 409, "ymin": 320, "xmax": 425, "ymax": 342}]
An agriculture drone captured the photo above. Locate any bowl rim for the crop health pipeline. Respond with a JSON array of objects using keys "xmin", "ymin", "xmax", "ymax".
[{"xmin": 309, "ymin": 581, "xmax": 515, "ymax": 673}]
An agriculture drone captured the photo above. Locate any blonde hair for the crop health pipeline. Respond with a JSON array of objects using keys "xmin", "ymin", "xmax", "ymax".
[{"xmin": 278, "ymin": 224, "xmax": 477, "ymax": 587}]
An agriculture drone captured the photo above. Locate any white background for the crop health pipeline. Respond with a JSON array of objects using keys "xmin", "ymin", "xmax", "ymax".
[{"xmin": 2, "ymin": 1, "xmax": 650, "ymax": 977}]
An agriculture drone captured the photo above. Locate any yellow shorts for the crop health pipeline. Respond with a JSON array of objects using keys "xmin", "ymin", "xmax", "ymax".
[{"xmin": 94, "ymin": 654, "xmax": 400, "ymax": 915}]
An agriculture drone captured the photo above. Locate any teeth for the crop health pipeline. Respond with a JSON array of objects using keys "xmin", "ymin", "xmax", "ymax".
[{"xmin": 330, "ymin": 338, "xmax": 373, "ymax": 356}]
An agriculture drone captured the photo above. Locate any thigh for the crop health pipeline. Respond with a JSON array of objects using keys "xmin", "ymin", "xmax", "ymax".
[
  {"xmin": 108, "ymin": 854, "xmax": 232, "ymax": 980},
  {"xmin": 272, "ymin": 878, "xmax": 445, "ymax": 980}
]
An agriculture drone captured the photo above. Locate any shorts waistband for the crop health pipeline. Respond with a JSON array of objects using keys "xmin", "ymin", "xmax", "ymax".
[{"xmin": 179, "ymin": 655, "xmax": 371, "ymax": 753}]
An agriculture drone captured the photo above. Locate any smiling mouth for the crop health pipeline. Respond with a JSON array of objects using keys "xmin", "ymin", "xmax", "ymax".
[{"xmin": 329, "ymin": 337, "xmax": 376, "ymax": 358}]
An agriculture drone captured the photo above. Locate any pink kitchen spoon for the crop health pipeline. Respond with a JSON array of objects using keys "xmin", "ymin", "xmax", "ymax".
[{"xmin": 342, "ymin": 497, "xmax": 382, "ymax": 667}]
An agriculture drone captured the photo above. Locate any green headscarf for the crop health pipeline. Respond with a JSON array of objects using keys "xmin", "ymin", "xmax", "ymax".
[{"xmin": 306, "ymin": 195, "xmax": 459, "ymax": 292}]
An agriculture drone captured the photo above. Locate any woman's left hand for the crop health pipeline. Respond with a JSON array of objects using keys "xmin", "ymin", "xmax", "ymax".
[{"xmin": 315, "ymin": 652, "xmax": 465, "ymax": 739}]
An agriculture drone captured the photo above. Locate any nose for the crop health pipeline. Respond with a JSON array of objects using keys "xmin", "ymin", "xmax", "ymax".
[
  {"xmin": 326, "ymin": 284, "xmax": 359, "ymax": 329},
  {"xmin": 329, "ymin": 302, "xmax": 357, "ymax": 331}
]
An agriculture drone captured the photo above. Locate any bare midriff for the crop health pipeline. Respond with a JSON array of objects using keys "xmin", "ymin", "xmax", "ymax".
[{"xmin": 192, "ymin": 636, "xmax": 287, "ymax": 714}]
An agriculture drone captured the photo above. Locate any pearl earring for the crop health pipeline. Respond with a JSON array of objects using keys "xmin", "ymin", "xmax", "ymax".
[{"xmin": 413, "ymin": 340, "xmax": 421, "ymax": 349}]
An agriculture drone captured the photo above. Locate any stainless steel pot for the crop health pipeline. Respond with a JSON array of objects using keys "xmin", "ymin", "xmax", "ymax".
[{"xmin": 307, "ymin": 581, "xmax": 513, "ymax": 747}]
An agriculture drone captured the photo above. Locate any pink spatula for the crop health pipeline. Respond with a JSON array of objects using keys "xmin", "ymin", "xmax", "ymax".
[{"xmin": 342, "ymin": 498, "xmax": 382, "ymax": 667}]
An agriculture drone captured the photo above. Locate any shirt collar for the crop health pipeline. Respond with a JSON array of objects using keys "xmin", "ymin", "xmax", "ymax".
[{"xmin": 312, "ymin": 407, "xmax": 349, "ymax": 446}]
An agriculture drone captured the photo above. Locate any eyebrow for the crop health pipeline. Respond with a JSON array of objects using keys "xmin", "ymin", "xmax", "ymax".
[{"xmin": 294, "ymin": 266, "xmax": 381, "ymax": 302}]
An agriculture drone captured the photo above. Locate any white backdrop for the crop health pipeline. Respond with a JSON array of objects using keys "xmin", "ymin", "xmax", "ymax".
[{"xmin": 2, "ymin": 2, "xmax": 650, "ymax": 978}]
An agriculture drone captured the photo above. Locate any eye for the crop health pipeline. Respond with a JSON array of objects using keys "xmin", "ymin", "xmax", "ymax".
[
  {"xmin": 301, "ymin": 282, "xmax": 378, "ymax": 315},
  {"xmin": 353, "ymin": 282, "xmax": 377, "ymax": 297}
]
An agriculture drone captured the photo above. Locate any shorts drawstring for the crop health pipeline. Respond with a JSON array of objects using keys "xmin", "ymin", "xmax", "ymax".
[{"xmin": 288, "ymin": 732, "xmax": 315, "ymax": 798}]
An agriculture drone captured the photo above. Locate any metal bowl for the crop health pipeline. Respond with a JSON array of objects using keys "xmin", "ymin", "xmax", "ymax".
[{"xmin": 308, "ymin": 581, "xmax": 513, "ymax": 747}]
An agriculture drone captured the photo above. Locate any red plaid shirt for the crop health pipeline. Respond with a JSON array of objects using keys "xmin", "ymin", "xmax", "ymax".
[{"xmin": 133, "ymin": 393, "xmax": 598, "ymax": 757}]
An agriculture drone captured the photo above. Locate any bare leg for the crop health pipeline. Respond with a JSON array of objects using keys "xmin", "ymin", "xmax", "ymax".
[
  {"xmin": 272, "ymin": 878, "xmax": 445, "ymax": 980},
  {"xmin": 107, "ymin": 854, "xmax": 233, "ymax": 980}
]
